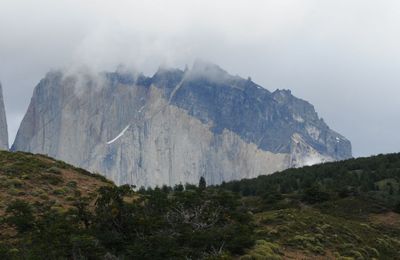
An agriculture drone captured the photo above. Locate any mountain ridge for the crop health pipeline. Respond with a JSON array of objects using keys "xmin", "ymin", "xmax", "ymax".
[{"xmin": 12, "ymin": 62, "xmax": 352, "ymax": 187}]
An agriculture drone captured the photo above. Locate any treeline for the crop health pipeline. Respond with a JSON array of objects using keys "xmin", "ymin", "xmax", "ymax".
[
  {"xmin": 220, "ymin": 153, "xmax": 400, "ymax": 206},
  {"xmin": 1, "ymin": 182, "xmax": 254, "ymax": 259}
]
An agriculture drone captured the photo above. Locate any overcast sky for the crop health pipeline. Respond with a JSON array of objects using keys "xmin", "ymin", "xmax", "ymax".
[{"xmin": 0, "ymin": 0, "xmax": 399, "ymax": 157}]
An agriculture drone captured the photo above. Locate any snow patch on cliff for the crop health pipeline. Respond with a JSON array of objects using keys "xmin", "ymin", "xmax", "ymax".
[{"xmin": 107, "ymin": 125, "xmax": 130, "ymax": 144}]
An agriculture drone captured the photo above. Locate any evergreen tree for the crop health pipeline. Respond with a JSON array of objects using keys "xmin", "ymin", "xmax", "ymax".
[{"xmin": 199, "ymin": 176, "xmax": 206, "ymax": 190}]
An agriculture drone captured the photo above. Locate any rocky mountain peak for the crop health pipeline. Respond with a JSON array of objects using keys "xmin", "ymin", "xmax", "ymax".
[
  {"xmin": 12, "ymin": 64, "xmax": 352, "ymax": 187},
  {"xmin": 186, "ymin": 60, "xmax": 234, "ymax": 83},
  {"xmin": 0, "ymin": 83, "xmax": 8, "ymax": 150}
]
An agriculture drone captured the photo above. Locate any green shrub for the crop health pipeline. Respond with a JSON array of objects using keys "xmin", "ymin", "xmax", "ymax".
[
  {"xmin": 41, "ymin": 174, "xmax": 63, "ymax": 185},
  {"xmin": 302, "ymin": 186, "xmax": 331, "ymax": 204},
  {"xmin": 52, "ymin": 188, "xmax": 66, "ymax": 196},
  {"xmin": 47, "ymin": 167, "xmax": 62, "ymax": 175},
  {"xmin": 5, "ymin": 200, "xmax": 35, "ymax": 233},
  {"xmin": 4, "ymin": 178, "xmax": 24, "ymax": 188},
  {"xmin": 66, "ymin": 181, "xmax": 77, "ymax": 188},
  {"xmin": 240, "ymin": 240, "xmax": 281, "ymax": 260}
]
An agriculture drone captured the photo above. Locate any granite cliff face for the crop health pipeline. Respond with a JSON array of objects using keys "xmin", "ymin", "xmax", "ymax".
[
  {"xmin": 12, "ymin": 62, "xmax": 352, "ymax": 186},
  {"xmin": 0, "ymin": 83, "xmax": 8, "ymax": 150}
]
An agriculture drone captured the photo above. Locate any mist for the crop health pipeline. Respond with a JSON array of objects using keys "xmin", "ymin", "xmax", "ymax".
[{"xmin": 1, "ymin": 0, "xmax": 399, "ymax": 156}]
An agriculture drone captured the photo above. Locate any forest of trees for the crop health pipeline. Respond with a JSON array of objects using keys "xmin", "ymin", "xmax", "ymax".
[
  {"xmin": 220, "ymin": 153, "xmax": 400, "ymax": 208},
  {"xmin": 1, "ymin": 182, "xmax": 254, "ymax": 259},
  {"xmin": 1, "ymin": 152, "xmax": 400, "ymax": 259}
]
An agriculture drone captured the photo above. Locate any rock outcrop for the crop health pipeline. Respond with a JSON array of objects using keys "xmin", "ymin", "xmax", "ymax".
[
  {"xmin": 0, "ymin": 83, "xmax": 8, "ymax": 150},
  {"xmin": 12, "ymin": 62, "xmax": 352, "ymax": 186}
]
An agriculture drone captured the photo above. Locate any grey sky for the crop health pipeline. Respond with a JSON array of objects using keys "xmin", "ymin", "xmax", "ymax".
[{"xmin": 0, "ymin": 0, "xmax": 399, "ymax": 157}]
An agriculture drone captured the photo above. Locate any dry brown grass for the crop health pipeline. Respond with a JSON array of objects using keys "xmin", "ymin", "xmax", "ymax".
[
  {"xmin": 0, "ymin": 151, "xmax": 113, "ymax": 214},
  {"xmin": 369, "ymin": 212, "xmax": 400, "ymax": 228},
  {"xmin": 283, "ymin": 249, "xmax": 336, "ymax": 260}
]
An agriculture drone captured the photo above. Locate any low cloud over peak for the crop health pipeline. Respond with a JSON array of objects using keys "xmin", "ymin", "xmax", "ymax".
[{"xmin": 1, "ymin": 0, "xmax": 400, "ymax": 156}]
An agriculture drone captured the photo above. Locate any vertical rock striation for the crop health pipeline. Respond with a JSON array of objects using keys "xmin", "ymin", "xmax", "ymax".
[
  {"xmin": 0, "ymin": 83, "xmax": 8, "ymax": 150},
  {"xmin": 12, "ymin": 63, "xmax": 352, "ymax": 186}
]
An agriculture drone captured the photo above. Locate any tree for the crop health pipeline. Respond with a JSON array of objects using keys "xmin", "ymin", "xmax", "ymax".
[
  {"xmin": 394, "ymin": 202, "xmax": 400, "ymax": 214},
  {"xmin": 174, "ymin": 183, "xmax": 184, "ymax": 192},
  {"xmin": 73, "ymin": 198, "xmax": 92, "ymax": 229},
  {"xmin": 199, "ymin": 176, "xmax": 207, "ymax": 190},
  {"xmin": 5, "ymin": 200, "xmax": 35, "ymax": 233},
  {"xmin": 302, "ymin": 185, "xmax": 331, "ymax": 204}
]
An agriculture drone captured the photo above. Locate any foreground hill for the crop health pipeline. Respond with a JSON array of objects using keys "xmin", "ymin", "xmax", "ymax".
[
  {"xmin": 0, "ymin": 151, "xmax": 253, "ymax": 259},
  {"xmin": 0, "ymin": 151, "xmax": 113, "ymax": 216},
  {"xmin": 220, "ymin": 153, "xmax": 400, "ymax": 259},
  {"xmin": 12, "ymin": 61, "xmax": 351, "ymax": 187},
  {"xmin": 0, "ymin": 151, "xmax": 399, "ymax": 259}
]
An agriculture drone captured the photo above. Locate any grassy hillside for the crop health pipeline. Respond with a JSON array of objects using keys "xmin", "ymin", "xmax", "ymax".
[
  {"xmin": 220, "ymin": 153, "xmax": 400, "ymax": 259},
  {"xmin": 0, "ymin": 151, "xmax": 113, "ymax": 213},
  {"xmin": 0, "ymin": 151, "xmax": 399, "ymax": 259}
]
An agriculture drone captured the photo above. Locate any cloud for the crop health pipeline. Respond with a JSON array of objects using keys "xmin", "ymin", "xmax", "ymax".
[{"xmin": 0, "ymin": 0, "xmax": 399, "ymax": 156}]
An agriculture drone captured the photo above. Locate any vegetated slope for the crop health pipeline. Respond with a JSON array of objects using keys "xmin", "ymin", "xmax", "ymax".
[
  {"xmin": 0, "ymin": 151, "xmax": 115, "ymax": 257},
  {"xmin": 1, "ymin": 151, "xmax": 399, "ymax": 259},
  {"xmin": 0, "ymin": 151, "xmax": 253, "ymax": 259},
  {"xmin": 220, "ymin": 153, "xmax": 400, "ymax": 259},
  {"xmin": 0, "ymin": 151, "xmax": 113, "ymax": 214}
]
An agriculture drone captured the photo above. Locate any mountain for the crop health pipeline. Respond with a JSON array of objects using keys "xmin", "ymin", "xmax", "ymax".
[
  {"xmin": 12, "ymin": 61, "xmax": 351, "ymax": 187},
  {"xmin": 0, "ymin": 83, "xmax": 8, "ymax": 150},
  {"xmin": 0, "ymin": 150, "xmax": 399, "ymax": 259}
]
